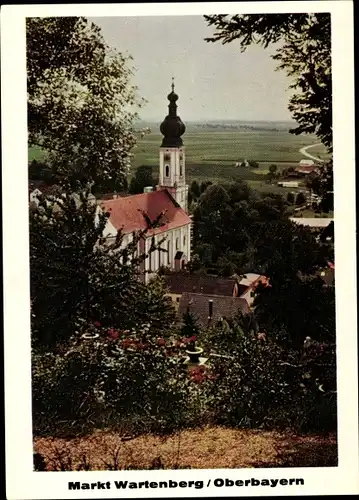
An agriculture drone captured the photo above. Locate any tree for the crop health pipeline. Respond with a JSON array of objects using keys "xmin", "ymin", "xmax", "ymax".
[
  {"xmin": 296, "ymin": 192, "xmax": 306, "ymax": 206},
  {"xmin": 204, "ymin": 14, "xmax": 332, "ymax": 150},
  {"xmin": 307, "ymin": 160, "xmax": 333, "ymax": 212},
  {"xmin": 30, "ymin": 186, "xmax": 175, "ymax": 349},
  {"xmin": 286, "ymin": 192, "xmax": 295, "ymax": 204},
  {"xmin": 200, "ymin": 181, "xmax": 213, "ymax": 194},
  {"xmin": 181, "ymin": 309, "xmax": 200, "ymax": 340},
  {"xmin": 27, "ymin": 17, "xmax": 144, "ymax": 192},
  {"xmin": 269, "ymin": 164, "xmax": 277, "ymax": 175},
  {"xmin": 190, "ymin": 180, "xmax": 201, "ymax": 199},
  {"xmin": 129, "ymin": 165, "xmax": 154, "ymax": 194}
]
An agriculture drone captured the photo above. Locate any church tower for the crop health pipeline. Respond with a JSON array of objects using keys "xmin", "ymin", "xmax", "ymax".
[{"xmin": 158, "ymin": 79, "xmax": 188, "ymax": 212}]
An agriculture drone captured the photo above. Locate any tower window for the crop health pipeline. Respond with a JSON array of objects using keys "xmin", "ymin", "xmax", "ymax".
[
  {"xmin": 164, "ymin": 154, "xmax": 170, "ymax": 162},
  {"xmin": 176, "ymin": 237, "xmax": 179, "ymax": 250},
  {"xmin": 165, "ymin": 165, "xmax": 170, "ymax": 177},
  {"xmin": 179, "ymin": 154, "xmax": 183, "ymax": 176},
  {"xmin": 183, "ymin": 235, "xmax": 186, "ymax": 247}
]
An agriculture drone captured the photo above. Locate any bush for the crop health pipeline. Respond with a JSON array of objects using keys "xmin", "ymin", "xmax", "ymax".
[
  {"xmin": 32, "ymin": 326, "xmax": 202, "ymax": 438},
  {"xmin": 201, "ymin": 319, "xmax": 336, "ymax": 433}
]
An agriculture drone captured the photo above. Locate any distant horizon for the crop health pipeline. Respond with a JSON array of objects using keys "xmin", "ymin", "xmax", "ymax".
[{"xmin": 134, "ymin": 118, "xmax": 297, "ymax": 125}]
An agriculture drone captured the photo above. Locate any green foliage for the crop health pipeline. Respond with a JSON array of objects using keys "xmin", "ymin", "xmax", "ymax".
[
  {"xmin": 286, "ymin": 192, "xmax": 295, "ymax": 204},
  {"xmin": 269, "ymin": 164, "xmax": 277, "ymax": 174},
  {"xmin": 193, "ymin": 179, "xmax": 304, "ymax": 274},
  {"xmin": 253, "ymin": 276, "xmax": 336, "ymax": 348},
  {"xmin": 129, "ymin": 165, "xmax": 154, "ymax": 194},
  {"xmin": 190, "ymin": 180, "xmax": 201, "ymax": 199},
  {"xmin": 296, "ymin": 191, "xmax": 307, "ymax": 205},
  {"xmin": 306, "ymin": 160, "xmax": 333, "ymax": 212},
  {"xmin": 32, "ymin": 329, "xmax": 198, "ymax": 437},
  {"xmin": 27, "ymin": 17, "xmax": 143, "ymax": 191},
  {"xmin": 203, "ymin": 317, "xmax": 336, "ymax": 432},
  {"xmin": 181, "ymin": 310, "xmax": 200, "ymax": 340},
  {"xmin": 29, "ymin": 187, "xmax": 175, "ymax": 349},
  {"xmin": 204, "ymin": 13, "xmax": 332, "ymax": 150}
]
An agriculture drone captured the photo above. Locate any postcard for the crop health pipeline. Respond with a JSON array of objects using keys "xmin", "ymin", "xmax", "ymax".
[{"xmin": 2, "ymin": 1, "xmax": 358, "ymax": 498}]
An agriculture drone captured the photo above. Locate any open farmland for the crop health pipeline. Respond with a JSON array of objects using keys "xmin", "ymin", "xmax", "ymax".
[{"xmin": 28, "ymin": 121, "xmax": 329, "ymax": 195}]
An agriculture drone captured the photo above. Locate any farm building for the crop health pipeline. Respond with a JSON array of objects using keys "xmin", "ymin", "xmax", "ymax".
[
  {"xmin": 299, "ymin": 159, "xmax": 315, "ymax": 167},
  {"xmin": 278, "ymin": 181, "xmax": 300, "ymax": 188},
  {"xmin": 295, "ymin": 165, "xmax": 320, "ymax": 175}
]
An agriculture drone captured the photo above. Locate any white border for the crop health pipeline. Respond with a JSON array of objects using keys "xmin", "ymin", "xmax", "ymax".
[{"xmin": 2, "ymin": 2, "xmax": 358, "ymax": 498}]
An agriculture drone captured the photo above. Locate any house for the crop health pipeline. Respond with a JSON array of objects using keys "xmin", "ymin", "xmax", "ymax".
[
  {"xmin": 295, "ymin": 165, "xmax": 319, "ymax": 175},
  {"xmin": 99, "ymin": 80, "xmax": 192, "ymax": 283},
  {"xmin": 178, "ymin": 292, "xmax": 250, "ymax": 328},
  {"xmin": 299, "ymin": 159, "xmax": 315, "ymax": 167},
  {"xmin": 28, "ymin": 181, "xmax": 59, "ymax": 204},
  {"xmin": 278, "ymin": 181, "xmax": 300, "ymax": 188},
  {"xmin": 236, "ymin": 273, "xmax": 269, "ymax": 307},
  {"xmin": 163, "ymin": 273, "xmax": 240, "ymax": 309}
]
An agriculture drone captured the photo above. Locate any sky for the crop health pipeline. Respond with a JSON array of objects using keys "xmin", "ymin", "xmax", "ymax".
[{"xmin": 89, "ymin": 16, "xmax": 294, "ymax": 123}]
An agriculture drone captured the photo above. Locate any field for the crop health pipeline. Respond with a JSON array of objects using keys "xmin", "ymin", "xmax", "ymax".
[{"xmin": 28, "ymin": 122, "xmax": 330, "ymax": 195}]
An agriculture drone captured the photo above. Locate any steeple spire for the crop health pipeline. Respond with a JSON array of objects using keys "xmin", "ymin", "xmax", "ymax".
[{"xmin": 160, "ymin": 80, "xmax": 186, "ymax": 147}]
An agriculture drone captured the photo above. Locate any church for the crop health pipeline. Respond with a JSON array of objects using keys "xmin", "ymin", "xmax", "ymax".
[{"xmin": 100, "ymin": 81, "xmax": 192, "ymax": 283}]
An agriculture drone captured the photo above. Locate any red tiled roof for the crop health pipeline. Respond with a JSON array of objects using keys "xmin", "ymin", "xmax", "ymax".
[
  {"xmin": 100, "ymin": 189, "xmax": 191, "ymax": 235},
  {"xmin": 295, "ymin": 165, "xmax": 319, "ymax": 173}
]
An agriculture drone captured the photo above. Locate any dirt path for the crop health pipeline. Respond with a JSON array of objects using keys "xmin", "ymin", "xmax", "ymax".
[{"xmin": 299, "ymin": 143, "xmax": 325, "ymax": 163}]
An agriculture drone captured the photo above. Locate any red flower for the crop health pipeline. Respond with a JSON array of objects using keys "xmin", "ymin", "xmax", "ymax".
[
  {"xmin": 107, "ymin": 328, "xmax": 120, "ymax": 339},
  {"xmin": 157, "ymin": 338, "xmax": 166, "ymax": 346},
  {"xmin": 120, "ymin": 339, "xmax": 133, "ymax": 348},
  {"xmin": 93, "ymin": 321, "xmax": 101, "ymax": 328}
]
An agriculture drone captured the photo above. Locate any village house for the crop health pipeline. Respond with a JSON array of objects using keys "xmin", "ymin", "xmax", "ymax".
[
  {"xmin": 178, "ymin": 292, "xmax": 250, "ymax": 329},
  {"xmin": 236, "ymin": 273, "xmax": 270, "ymax": 307},
  {"xmin": 163, "ymin": 273, "xmax": 240, "ymax": 309}
]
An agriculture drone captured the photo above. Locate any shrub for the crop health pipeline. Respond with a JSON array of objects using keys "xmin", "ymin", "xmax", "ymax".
[
  {"xmin": 32, "ymin": 326, "xmax": 201, "ymax": 438},
  {"xmin": 202, "ymin": 319, "xmax": 336, "ymax": 433}
]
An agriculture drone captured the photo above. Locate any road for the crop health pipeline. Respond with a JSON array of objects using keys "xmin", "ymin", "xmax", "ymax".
[{"xmin": 299, "ymin": 143, "xmax": 325, "ymax": 163}]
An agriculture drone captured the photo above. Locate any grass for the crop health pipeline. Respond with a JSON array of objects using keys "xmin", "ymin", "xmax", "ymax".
[
  {"xmin": 292, "ymin": 209, "xmax": 334, "ymax": 218},
  {"xmin": 133, "ymin": 129, "xmax": 325, "ymax": 167},
  {"xmin": 28, "ymin": 125, "xmax": 329, "ymax": 196},
  {"xmin": 34, "ymin": 426, "xmax": 337, "ymax": 470}
]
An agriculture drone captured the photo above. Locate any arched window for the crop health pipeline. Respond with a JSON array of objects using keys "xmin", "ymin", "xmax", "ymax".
[
  {"xmin": 167, "ymin": 240, "xmax": 171, "ymax": 265},
  {"xmin": 183, "ymin": 234, "xmax": 186, "ymax": 247},
  {"xmin": 176, "ymin": 237, "xmax": 179, "ymax": 250},
  {"xmin": 179, "ymin": 154, "xmax": 183, "ymax": 176},
  {"xmin": 165, "ymin": 165, "xmax": 170, "ymax": 177}
]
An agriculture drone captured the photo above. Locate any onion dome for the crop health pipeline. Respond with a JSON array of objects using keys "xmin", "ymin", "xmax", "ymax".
[{"xmin": 160, "ymin": 78, "xmax": 186, "ymax": 147}]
